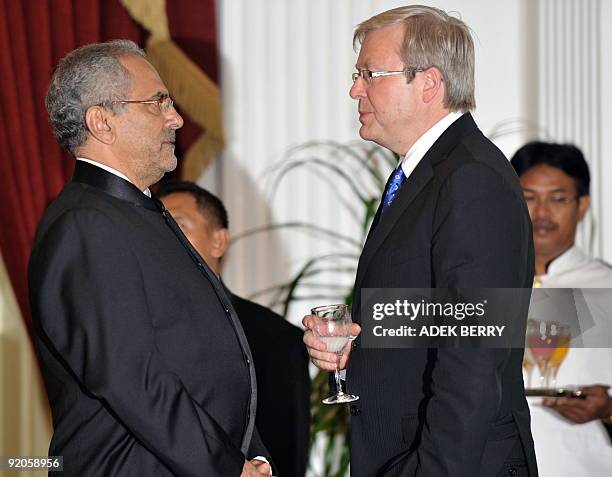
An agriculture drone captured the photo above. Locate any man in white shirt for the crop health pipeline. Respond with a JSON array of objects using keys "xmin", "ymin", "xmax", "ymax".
[{"xmin": 511, "ymin": 141, "xmax": 612, "ymax": 476}]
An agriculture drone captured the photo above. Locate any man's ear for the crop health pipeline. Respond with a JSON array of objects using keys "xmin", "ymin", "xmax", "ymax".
[
  {"xmin": 84, "ymin": 106, "xmax": 116, "ymax": 145},
  {"xmin": 577, "ymin": 195, "xmax": 590, "ymax": 222},
  {"xmin": 210, "ymin": 227, "xmax": 230, "ymax": 260},
  {"xmin": 421, "ymin": 66, "xmax": 444, "ymax": 104}
]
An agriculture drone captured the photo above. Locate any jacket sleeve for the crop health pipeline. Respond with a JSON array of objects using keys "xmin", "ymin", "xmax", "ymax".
[{"xmin": 31, "ymin": 208, "xmax": 245, "ymax": 477}]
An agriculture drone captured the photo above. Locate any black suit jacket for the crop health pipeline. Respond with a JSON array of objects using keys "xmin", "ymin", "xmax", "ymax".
[
  {"xmin": 29, "ymin": 161, "xmax": 266, "ymax": 476},
  {"xmin": 347, "ymin": 114, "xmax": 537, "ymax": 477},
  {"xmin": 230, "ymin": 293, "xmax": 311, "ymax": 477}
]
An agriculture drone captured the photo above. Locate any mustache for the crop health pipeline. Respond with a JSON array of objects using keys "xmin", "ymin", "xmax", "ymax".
[
  {"xmin": 532, "ymin": 219, "xmax": 558, "ymax": 231},
  {"xmin": 163, "ymin": 132, "xmax": 176, "ymax": 143}
]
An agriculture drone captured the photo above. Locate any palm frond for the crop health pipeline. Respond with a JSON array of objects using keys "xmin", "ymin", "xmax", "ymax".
[
  {"xmin": 269, "ymin": 157, "xmax": 372, "ymax": 206},
  {"xmin": 279, "ymin": 253, "xmax": 357, "ymax": 317}
]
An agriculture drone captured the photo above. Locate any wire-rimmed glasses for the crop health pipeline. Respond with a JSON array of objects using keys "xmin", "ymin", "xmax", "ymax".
[
  {"xmin": 111, "ymin": 94, "xmax": 175, "ymax": 114},
  {"xmin": 351, "ymin": 67, "xmax": 423, "ymax": 85}
]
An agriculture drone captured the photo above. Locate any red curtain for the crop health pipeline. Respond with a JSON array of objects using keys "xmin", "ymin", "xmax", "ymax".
[{"xmin": 0, "ymin": 0, "xmax": 217, "ymax": 334}]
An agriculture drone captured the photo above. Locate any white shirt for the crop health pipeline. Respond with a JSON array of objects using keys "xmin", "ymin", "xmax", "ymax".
[
  {"xmin": 76, "ymin": 157, "xmax": 151, "ymax": 197},
  {"xmin": 528, "ymin": 245, "xmax": 612, "ymax": 477},
  {"xmin": 536, "ymin": 245, "xmax": 612, "ymax": 288},
  {"xmin": 399, "ymin": 110, "xmax": 463, "ymax": 180}
]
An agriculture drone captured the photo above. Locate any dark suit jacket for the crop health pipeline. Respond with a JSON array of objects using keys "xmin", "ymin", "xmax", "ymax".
[
  {"xmin": 230, "ymin": 293, "xmax": 311, "ymax": 477},
  {"xmin": 29, "ymin": 161, "xmax": 267, "ymax": 476},
  {"xmin": 346, "ymin": 114, "xmax": 537, "ymax": 477}
]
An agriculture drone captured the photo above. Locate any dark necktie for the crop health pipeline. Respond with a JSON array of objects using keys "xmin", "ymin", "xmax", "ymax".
[{"xmin": 381, "ymin": 167, "xmax": 407, "ymax": 215}]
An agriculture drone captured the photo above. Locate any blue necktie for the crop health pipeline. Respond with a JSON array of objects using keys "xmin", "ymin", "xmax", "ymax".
[{"xmin": 381, "ymin": 167, "xmax": 407, "ymax": 215}]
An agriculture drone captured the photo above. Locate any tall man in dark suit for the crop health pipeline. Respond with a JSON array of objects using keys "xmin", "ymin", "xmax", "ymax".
[
  {"xmin": 29, "ymin": 40, "xmax": 271, "ymax": 476},
  {"xmin": 304, "ymin": 6, "xmax": 537, "ymax": 477},
  {"xmin": 158, "ymin": 181, "xmax": 311, "ymax": 477}
]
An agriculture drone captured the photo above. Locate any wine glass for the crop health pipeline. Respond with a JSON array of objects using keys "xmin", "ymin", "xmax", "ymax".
[
  {"xmin": 548, "ymin": 323, "xmax": 571, "ymax": 388},
  {"xmin": 522, "ymin": 346, "xmax": 536, "ymax": 389},
  {"xmin": 311, "ymin": 304, "xmax": 359, "ymax": 405},
  {"xmin": 525, "ymin": 319, "xmax": 560, "ymax": 388}
]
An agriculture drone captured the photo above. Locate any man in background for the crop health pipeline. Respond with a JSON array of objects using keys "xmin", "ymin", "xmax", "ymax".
[
  {"xmin": 158, "ymin": 181, "xmax": 311, "ymax": 477},
  {"xmin": 304, "ymin": 5, "xmax": 536, "ymax": 476},
  {"xmin": 30, "ymin": 40, "xmax": 270, "ymax": 476},
  {"xmin": 511, "ymin": 141, "xmax": 612, "ymax": 475}
]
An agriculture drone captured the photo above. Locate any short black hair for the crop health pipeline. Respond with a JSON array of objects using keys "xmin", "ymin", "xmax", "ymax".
[
  {"xmin": 510, "ymin": 142, "xmax": 590, "ymax": 196},
  {"xmin": 156, "ymin": 181, "xmax": 229, "ymax": 229}
]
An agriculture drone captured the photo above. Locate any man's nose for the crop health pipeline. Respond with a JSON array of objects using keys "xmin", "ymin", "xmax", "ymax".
[
  {"xmin": 166, "ymin": 106, "xmax": 184, "ymax": 130},
  {"xmin": 350, "ymin": 77, "xmax": 367, "ymax": 99},
  {"xmin": 530, "ymin": 197, "xmax": 552, "ymax": 219}
]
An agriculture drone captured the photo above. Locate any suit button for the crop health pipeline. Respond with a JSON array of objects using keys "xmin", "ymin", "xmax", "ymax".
[
  {"xmin": 350, "ymin": 405, "xmax": 360, "ymax": 416},
  {"xmin": 225, "ymin": 308, "xmax": 230, "ymax": 314},
  {"xmin": 507, "ymin": 469, "xmax": 517, "ymax": 476}
]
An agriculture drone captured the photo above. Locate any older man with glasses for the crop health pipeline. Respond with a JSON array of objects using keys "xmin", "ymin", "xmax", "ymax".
[{"xmin": 29, "ymin": 40, "xmax": 272, "ymax": 476}]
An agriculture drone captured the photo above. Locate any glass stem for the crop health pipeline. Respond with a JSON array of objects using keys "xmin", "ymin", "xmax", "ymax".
[
  {"xmin": 526, "ymin": 367, "xmax": 533, "ymax": 389},
  {"xmin": 549, "ymin": 365, "xmax": 559, "ymax": 389},
  {"xmin": 544, "ymin": 363, "xmax": 552, "ymax": 388},
  {"xmin": 334, "ymin": 354, "xmax": 344, "ymax": 395},
  {"xmin": 538, "ymin": 363, "xmax": 547, "ymax": 389}
]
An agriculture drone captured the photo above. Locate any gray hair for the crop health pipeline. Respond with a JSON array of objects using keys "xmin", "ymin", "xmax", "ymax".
[
  {"xmin": 45, "ymin": 39, "xmax": 146, "ymax": 154},
  {"xmin": 354, "ymin": 5, "xmax": 475, "ymax": 112}
]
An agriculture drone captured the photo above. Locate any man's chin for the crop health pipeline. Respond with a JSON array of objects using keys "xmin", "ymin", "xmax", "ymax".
[
  {"xmin": 359, "ymin": 129, "xmax": 389, "ymax": 151},
  {"xmin": 358, "ymin": 125, "xmax": 376, "ymax": 142},
  {"xmin": 534, "ymin": 238, "xmax": 564, "ymax": 258},
  {"xmin": 151, "ymin": 156, "xmax": 178, "ymax": 185},
  {"xmin": 164, "ymin": 154, "xmax": 178, "ymax": 173}
]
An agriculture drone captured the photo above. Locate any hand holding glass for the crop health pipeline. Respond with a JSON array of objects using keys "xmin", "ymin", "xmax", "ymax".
[{"xmin": 311, "ymin": 304, "xmax": 359, "ymax": 404}]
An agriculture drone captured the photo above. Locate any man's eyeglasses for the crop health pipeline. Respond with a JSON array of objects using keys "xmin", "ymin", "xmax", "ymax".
[
  {"xmin": 523, "ymin": 194, "xmax": 579, "ymax": 210},
  {"xmin": 351, "ymin": 68, "xmax": 422, "ymax": 85},
  {"xmin": 111, "ymin": 94, "xmax": 175, "ymax": 114}
]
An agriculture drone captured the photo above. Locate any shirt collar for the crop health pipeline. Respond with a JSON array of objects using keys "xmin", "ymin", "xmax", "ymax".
[
  {"xmin": 399, "ymin": 111, "xmax": 463, "ymax": 178},
  {"xmin": 76, "ymin": 157, "xmax": 151, "ymax": 197},
  {"xmin": 545, "ymin": 245, "xmax": 590, "ymax": 277}
]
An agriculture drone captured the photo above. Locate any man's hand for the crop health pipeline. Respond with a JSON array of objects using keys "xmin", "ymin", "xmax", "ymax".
[
  {"xmin": 241, "ymin": 459, "xmax": 273, "ymax": 476},
  {"xmin": 302, "ymin": 315, "xmax": 361, "ymax": 371},
  {"xmin": 543, "ymin": 385, "xmax": 612, "ymax": 424}
]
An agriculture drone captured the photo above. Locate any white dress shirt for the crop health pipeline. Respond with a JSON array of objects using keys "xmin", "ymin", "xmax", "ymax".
[
  {"xmin": 528, "ymin": 245, "xmax": 612, "ymax": 476},
  {"xmin": 536, "ymin": 245, "xmax": 612, "ymax": 288},
  {"xmin": 399, "ymin": 110, "xmax": 463, "ymax": 180}
]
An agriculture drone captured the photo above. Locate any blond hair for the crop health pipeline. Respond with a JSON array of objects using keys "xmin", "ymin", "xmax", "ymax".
[{"xmin": 354, "ymin": 5, "xmax": 475, "ymax": 111}]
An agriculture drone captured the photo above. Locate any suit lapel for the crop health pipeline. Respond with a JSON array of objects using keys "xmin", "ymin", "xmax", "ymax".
[
  {"xmin": 364, "ymin": 171, "xmax": 394, "ymax": 243},
  {"xmin": 354, "ymin": 113, "xmax": 479, "ymax": 291},
  {"xmin": 355, "ymin": 158, "xmax": 433, "ymax": 288},
  {"xmin": 155, "ymin": 200, "xmax": 258, "ymax": 454},
  {"xmin": 72, "ymin": 160, "xmax": 158, "ymax": 211}
]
